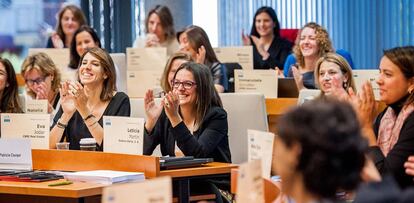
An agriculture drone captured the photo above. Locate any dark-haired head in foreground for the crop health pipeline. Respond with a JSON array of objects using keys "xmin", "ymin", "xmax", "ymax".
[{"xmin": 273, "ymin": 99, "xmax": 367, "ymax": 202}]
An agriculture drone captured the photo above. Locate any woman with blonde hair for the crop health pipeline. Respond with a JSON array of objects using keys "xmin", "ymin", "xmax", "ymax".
[
  {"xmin": 160, "ymin": 52, "xmax": 192, "ymax": 93},
  {"xmin": 21, "ymin": 52, "xmax": 61, "ymax": 114}
]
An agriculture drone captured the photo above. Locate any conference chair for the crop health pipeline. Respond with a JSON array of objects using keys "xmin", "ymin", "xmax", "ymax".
[{"xmin": 110, "ymin": 53, "xmax": 127, "ymax": 93}]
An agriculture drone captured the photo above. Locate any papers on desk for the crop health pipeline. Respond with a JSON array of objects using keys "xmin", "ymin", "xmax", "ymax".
[
  {"xmin": 102, "ymin": 176, "xmax": 172, "ymax": 203},
  {"xmin": 247, "ymin": 129, "xmax": 275, "ymax": 178},
  {"xmin": 234, "ymin": 69, "xmax": 278, "ymax": 98},
  {"xmin": 63, "ymin": 170, "xmax": 145, "ymax": 185},
  {"xmin": 1, "ymin": 113, "xmax": 50, "ymax": 149}
]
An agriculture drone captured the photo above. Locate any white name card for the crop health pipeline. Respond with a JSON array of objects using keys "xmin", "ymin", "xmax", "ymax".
[
  {"xmin": 25, "ymin": 99, "xmax": 48, "ymax": 114},
  {"xmin": 103, "ymin": 116, "xmax": 144, "ymax": 155},
  {"xmin": 102, "ymin": 176, "xmax": 172, "ymax": 203},
  {"xmin": 352, "ymin": 69, "xmax": 380, "ymax": 100},
  {"xmin": 234, "ymin": 70, "xmax": 278, "ymax": 98},
  {"xmin": 127, "ymin": 70, "xmax": 163, "ymax": 98},
  {"xmin": 28, "ymin": 48, "xmax": 72, "ymax": 81},
  {"xmin": 214, "ymin": 46, "xmax": 253, "ymax": 70},
  {"xmin": 248, "ymin": 129, "xmax": 275, "ymax": 178},
  {"xmin": 0, "ymin": 139, "xmax": 32, "ymax": 170},
  {"xmin": 1, "ymin": 114, "xmax": 50, "ymax": 149},
  {"xmin": 127, "ymin": 47, "xmax": 167, "ymax": 71},
  {"xmin": 236, "ymin": 159, "xmax": 264, "ymax": 203}
]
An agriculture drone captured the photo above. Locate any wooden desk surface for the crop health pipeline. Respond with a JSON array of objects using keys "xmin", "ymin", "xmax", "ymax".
[
  {"xmin": 0, "ymin": 179, "xmax": 104, "ymax": 198},
  {"xmin": 265, "ymin": 98, "xmax": 297, "ymax": 116},
  {"xmin": 159, "ymin": 162, "xmax": 237, "ymax": 178}
]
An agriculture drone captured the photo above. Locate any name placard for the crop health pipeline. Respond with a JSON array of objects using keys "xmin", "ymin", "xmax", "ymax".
[
  {"xmin": 234, "ymin": 70, "xmax": 278, "ymax": 98},
  {"xmin": 236, "ymin": 159, "xmax": 264, "ymax": 203},
  {"xmin": 214, "ymin": 46, "xmax": 253, "ymax": 70},
  {"xmin": 103, "ymin": 116, "xmax": 144, "ymax": 155},
  {"xmin": 1, "ymin": 113, "xmax": 50, "ymax": 149},
  {"xmin": 102, "ymin": 176, "xmax": 172, "ymax": 203},
  {"xmin": 0, "ymin": 139, "xmax": 32, "ymax": 170},
  {"xmin": 352, "ymin": 69, "xmax": 380, "ymax": 100},
  {"xmin": 247, "ymin": 129, "xmax": 275, "ymax": 178},
  {"xmin": 126, "ymin": 47, "xmax": 167, "ymax": 71},
  {"xmin": 28, "ymin": 48, "xmax": 72, "ymax": 81},
  {"xmin": 127, "ymin": 70, "xmax": 163, "ymax": 98},
  {"xmin": 25, "ymin": 99, "xmax": 48, "ymax": 114}
]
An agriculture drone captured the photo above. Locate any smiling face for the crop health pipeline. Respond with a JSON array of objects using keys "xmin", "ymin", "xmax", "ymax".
[
  {"xmin": 61, "ymin": 9, "xmax": 80, "ymax": 36},
  {"xmin": 377, "ymin": 56, "xmax": 413, "ymax": 105},
  {"xmin": 254, "ymin": 12, "xmax": 275, "ymax": 38},
  {"xmin": 299, "ymin": 27, "xmax": 319, "ymax": 58},
  {"xmin": 179, "ymin": 32, "xmax": 197, "ymax": 59},
  {"xmin": 172, "ymin": 69, "xmax": 197, "ymax": 107},
  {"xmin": 76, "ymin": 31, "xmax": 99, "ymax": 57},
  {"xmin": 318, "ymin": 61, "xmax": 347, "ymax": 94},
  {"xmin": 79, "ymin": 53, "xmax": 107, "ymax": 86}
]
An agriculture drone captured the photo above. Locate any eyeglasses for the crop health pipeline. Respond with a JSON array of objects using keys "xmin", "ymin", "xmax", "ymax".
[
  {"xmin": 25, "ymin": 76, "xmax": 47, "ymax": 86},
  {"xmin": 171, "ymin": 80, "xmax": 197, "ymax": 90}
]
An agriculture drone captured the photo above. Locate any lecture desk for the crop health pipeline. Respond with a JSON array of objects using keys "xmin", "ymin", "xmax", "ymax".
[{"xmin": 0, "ymin": 149, "xmax": 236, "ymax": 203}]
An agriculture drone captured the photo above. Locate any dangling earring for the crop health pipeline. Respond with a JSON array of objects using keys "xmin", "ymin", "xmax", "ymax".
[
  {"xmin": 408, "ymin": 86, "xmax": 414, "ymax": 94},
  {"xmin": 343, "ymin": 81, "xmax": 348, "ymax": 89}
]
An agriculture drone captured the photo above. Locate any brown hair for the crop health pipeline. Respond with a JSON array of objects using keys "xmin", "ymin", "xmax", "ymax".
[
  {"xmin": 55, "ymin": 5, "xmax": 87, "ymax": 46},
  {"xmin": 145, "ymin": 5, "xmax": 175, "ymax": 41},
  {"xmin": 293, "ymin": 22, "xmax": 333, "ymax": 68},
  {"xmin": 173, "ymin": 62, "xmax": 222, "ymax": 128},
  {"xmin": 21, "ymin": 52, "xmax": 62, "ymax": 98},
  {"xmin": 383, "ymin": 46, "xmax": 414, "ymax": 105},
  {"xmin": 79, "ymin": 47, "xmax": 116, "ymax": 101},
  {"xmin": 160, "ymin": 52, "xmax": 192, "ymax": 92},
  {"xmin": 0, "ymin": 58, "xmax": 23, "ymax": 113},
  {"xmin": 315, "ymin": 53, "xmax": 356, "ymax": 93},
  {"xmin": 178, "ymin": 25, "xmax": 219, "ymax": 67}
]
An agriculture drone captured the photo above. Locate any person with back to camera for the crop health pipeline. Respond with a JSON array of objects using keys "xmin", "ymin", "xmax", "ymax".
[
  {"xmin": 46, "ymin": 4, "xmax": 87, "ymax": 48},
  {"xmin": 272, "ymin": 99, "xmax": 367, "ymax": 203},
  {"xmin": 351, "ymin": 46, "xmax": 414, "ymax": 189},
  {"xmin": 21, "ymin": 53, "xmax": 62, "ymax": 117},
  {"xmin": 133, "ymin": 5, "xmax": 179, "ymax": 56},
  {"xmin": 143, "ymin": 62, "xmax": 231, "ymax": 202},
  {"xmin": 50, "ymin": 47, "xmax": 130, "ymax": 150},
  {"xmin": 177, "ymin": 25, "xmax": 228, "ymax": 93},
  {"xmin": 242, "ymin": 6, "xmax": 292, "ymax": 70}
]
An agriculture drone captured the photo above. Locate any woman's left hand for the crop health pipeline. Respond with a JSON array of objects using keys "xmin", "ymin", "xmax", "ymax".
[
  {"xmin": 68, "ymin": 81, "xmax": 89, "ymax": 115},
  {"xmin": 251, "ymin": 35, "xmax": 269, "ymax": 59},
  {"xmin": 163, "ymin": 90, "xmax": 182, "ymax": 127},
  {"xmin": 195, "ymin": 45, "xmax": 206, "ymax": 64}
]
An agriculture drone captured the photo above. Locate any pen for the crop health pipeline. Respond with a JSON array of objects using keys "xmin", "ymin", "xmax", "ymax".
[{"xmin": 48, "ymin": 181, "xmax": 73, "ymax": 187}]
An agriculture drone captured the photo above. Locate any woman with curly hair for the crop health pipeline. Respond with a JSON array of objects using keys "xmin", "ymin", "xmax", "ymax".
[{"xmin": 273, "ymin": 99, "xmax": 367, "ymax": 202}]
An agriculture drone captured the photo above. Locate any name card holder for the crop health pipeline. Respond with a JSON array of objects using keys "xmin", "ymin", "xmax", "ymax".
[
  {"xmin": 214, "ymin": 46, "xmax": 253, "ymax": 70},
  {"xmin": 247, "ymin": 129, "xmax": 275, "ymax": 178},
  {"xmin": 234, "ymin": 69, "xmax": 278, "ymax": 98},
  {"xmin": 0, "ymin": 139, "xmax": 32, "ymax": 170}
]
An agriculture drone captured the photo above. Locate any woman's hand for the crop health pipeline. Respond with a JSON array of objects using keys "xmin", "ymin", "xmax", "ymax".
[
  {"xmin": 195, "ymin": 45, "xmax": 206, "ymax": 64},
  {"xmin": 59, "ymin": 81, "xmax": 76, "ymax": 116},
  {"xmin": 251, "ymin": 35, "xmax": 269, "ymax": 60},
  {"xmin": 164, "ymin": 90, "xmax": 182, "ymax": 127},
  {"xmin": 33, "ymin": 81, "xmax": 54, "ymax": 113},
  {"xmin": 144, "ymin": 89, "xmax": 163, "ymax": 132},
  {"xmin": 241, "ymin": 30, "xmax": 251, "ymax": 46},
  {"xmin": 328, "ymin": 77, "xmax": 351, "ymax": 102},
  {"xmin": 292, "ymin": 65, "xmax": 305, "ymax": 91},
  {"xmin": 145, "ymin": 33, "xmax": 160, "ymax": 47},
  {"xmin": 68, "ymin": 81, "xmax": 90, "ymax": 116},
  {"xmin": 275, "ymin": 67, "xmax": 285, "ymax": 78},
  {"xmin": 404, "ymin": 156, "xmax": 414, "ymax": 176},
  {"xmin": 51, "ymin": 33, "xmax": 64, "ymax": 48}
]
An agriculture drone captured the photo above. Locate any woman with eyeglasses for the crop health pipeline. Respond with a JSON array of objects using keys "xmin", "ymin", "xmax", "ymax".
[
  {"xmin": 21, "ymin": 52, "xmax": 62, "ymax": 116},
  {"xmin": 143, "ymin": 62, "xmax": 231, "ymax": 202}
]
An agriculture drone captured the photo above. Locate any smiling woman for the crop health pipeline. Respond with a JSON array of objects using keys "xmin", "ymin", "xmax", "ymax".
[{"xmin": 49, "ymin": 47, "xmax": 130, "ymax": 151}]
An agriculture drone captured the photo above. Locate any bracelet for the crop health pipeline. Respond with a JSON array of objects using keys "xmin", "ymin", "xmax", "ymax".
[
  {"xmin": 83, "ymin": 114, "xmax": 95, "ymax": 121},
  {"xmin": 57, "ymin": 119, "xmax": 67, "ymax": 129}
]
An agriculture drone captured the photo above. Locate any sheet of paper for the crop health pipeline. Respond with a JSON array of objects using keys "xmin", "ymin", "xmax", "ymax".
[
  {"xmin": 126, "ymin": 47, "xmax": 167, "ymax": 71},
  {"xmin": 127, "ymin": 70, "xmax": 163, "ymax": 98},
  {"xmin": 236, "ymin": 159, "xmax": 264, "ymax": 203},
  {"xmin": 102, "ymin": 176, "xmax": 172, "ymax": 203},
  {"xmin": 248, "ymin": 129, "xmax": 275, "ymax": 178},
  {"xmin": 0, "ymin": 139, "xmax": 32, "ymax": 170},
  {"xmin": 234, "ymin": 69, "xmax": 278, "ymax": 98},
  {"xmin": 1, "ymin": 113, "xmax": 50, "ymax": 149},
  {"xmin": 214, "ymin": 46, "xmax": 253, "ymax": 70},
  {"xmin": 25, "ymin": 99, "xmax": 48, "ymax": 114},
  {"xmin": 103, "ymin": 116, "xmax": 144, "ymax": 155},
  {"xmin": 352, "ymin": 69, "xmax": 380, "ymax": 100}
]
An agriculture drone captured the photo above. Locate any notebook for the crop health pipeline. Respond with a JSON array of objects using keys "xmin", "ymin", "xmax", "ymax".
[
  {"xmin": 63, "ymin": 170, "xmax": 145, "ymax": 184},
  {"xmin": 159, "ymin": 156, "xmax": 214, "ymax": 170},
  {"xmin": 277, "ymin": 78, "xmax": 299, "ymax": 98}
]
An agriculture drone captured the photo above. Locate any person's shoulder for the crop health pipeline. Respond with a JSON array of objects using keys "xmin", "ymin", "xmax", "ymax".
[
  {"xmin": 206, "ymin": 106, "xmax": 227, "ymax": 119},
  {"xmin": 113, "ymin": 91, "xmax": 129, "ymax": 100}
]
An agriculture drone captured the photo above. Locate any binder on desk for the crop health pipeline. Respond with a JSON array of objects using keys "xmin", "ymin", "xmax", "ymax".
[{"xmin": 159, "ymin": 156, "xmax": 213, "ymax": 170}]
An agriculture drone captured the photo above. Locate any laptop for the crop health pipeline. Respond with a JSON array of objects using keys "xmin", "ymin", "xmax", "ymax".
[
  {"xmin": 159, "ymin": 156, "xmax": 214, "ymax": 170},
  {"xmin": 278, "ymin": 78, "xmax": 299, "ymax": 98}
]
